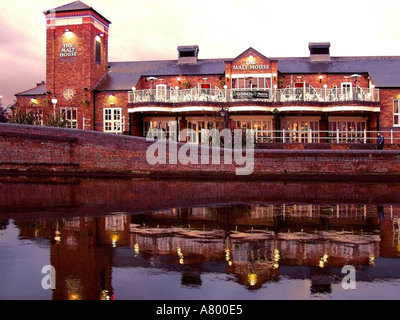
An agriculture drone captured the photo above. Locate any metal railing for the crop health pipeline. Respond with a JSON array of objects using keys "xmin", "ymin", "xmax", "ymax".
[
  {"xmin": 145, "ymin": 129, "xmax": 400, "ymax": 145},
  {"xmin": 254, "ymin": 129, "xmax": 399, "ymax": 144},
  {"xmin": 128, "ymin": 86, "xmax": 380, "ymax": 104}
]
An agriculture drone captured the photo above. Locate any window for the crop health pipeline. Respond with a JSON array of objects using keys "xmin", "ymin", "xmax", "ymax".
[
  {"xmin": 60, "ymin": 107, "xmax": 77, "ymax": 129},
  {"xmin": 282, "ymin": 119, "xmax": 320, "ymax": 143},
  {"xmin": 329, "ymin": 117, "xmax": 367, "ymax": 142},
  {"xmin": 230, "ymin": 116, "xmax": 273, "ymax": 143},
  {"xmin": 156, "ymin": 84, "xmax": 167, "ymax": 101},
  {"xmin": 104, "ymin": 108, "xmax": 122, "ymax": 133},
  {"xmin": 143, "ymin": 117, "xmax": 178, "ymax": 141},
  {"xmin": 95, "ymin": 38, "xmax": 101, "ymax": 64},
  {"xmin": 394, "ymin": 100, "xmax": 400, "ymax": 126},
  {"xmin": 341, "ymin": 82, "xmax": 352, "ymax": 100},
  {"xmin": 27, "ymin": 108, "xmax": 43, "ymax": 125},
  {"xmin": 233, "ymin": 76, "xmax": 271, "ymax": 89}
]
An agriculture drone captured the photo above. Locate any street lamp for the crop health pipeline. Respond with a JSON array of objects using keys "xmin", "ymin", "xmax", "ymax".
[
  {"xmin": 224, "ymin": 85, "xmax": 228, "ymax": 102},
  {"xmin": 51, "ymin": 96, "xmax": 58, "ymax": 116},
  {"xmin": 350, "ymin": 74, "xmax": 361, "ymax": 100},
  {"xmin": 220, "ymin": 106, "xmax": 229, "ymax": 128},
  {"xmin": 131, "ymin": 87, "xmax": 136, "ymax": 103}
]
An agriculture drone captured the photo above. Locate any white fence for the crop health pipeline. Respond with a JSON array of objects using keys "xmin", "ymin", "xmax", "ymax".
[
  {"xmin": 128, "ymin": 86, "xmax": 380, "ymax": 104},
  {"xmin": 254, "ymin": 129, "xmax": 399, "ymax": 144}
]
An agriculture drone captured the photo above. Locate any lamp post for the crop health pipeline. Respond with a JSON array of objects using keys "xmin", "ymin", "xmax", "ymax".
[
  {"xmin": 147, "ymin": 77, "xmax": 157, "ymax": 101},
  {"xmin": 131, "ymin": 86, "xmax": 136, "ymax": 103},
  {"xmin": 350, "ymin": 74, "xmax": 361, "ymax": 100},
  {"xmin": 51, "ymin": 96, "xmax": 58, "ymax": 116},
  {"xmin": 220, "ymin": 106, "xmax": 229, "ymax": 129},
  {"xmin": 224, "ymin": 85, "xmax": 228, "ymax": 102}
]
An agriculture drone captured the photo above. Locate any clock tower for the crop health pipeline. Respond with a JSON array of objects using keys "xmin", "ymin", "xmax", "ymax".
[{"xmin": 44, "ymin": 1, "xmax": 111, "ymax": 129}]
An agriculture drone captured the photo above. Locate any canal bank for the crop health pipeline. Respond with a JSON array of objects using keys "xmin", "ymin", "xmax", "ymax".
[{"xmin": 1, "ymin": 123, "xmax": 400, "ymax": 181}]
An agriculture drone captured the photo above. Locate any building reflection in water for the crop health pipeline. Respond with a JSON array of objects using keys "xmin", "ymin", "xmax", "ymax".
[{"xmin": 10, "ymin": 202, "xmax": 400, "ymax": 299}]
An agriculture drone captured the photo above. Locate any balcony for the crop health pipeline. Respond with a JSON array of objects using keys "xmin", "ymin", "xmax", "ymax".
[{"xmin": 128, "ymin": 86, "xmax": 380, "ymax": 104}]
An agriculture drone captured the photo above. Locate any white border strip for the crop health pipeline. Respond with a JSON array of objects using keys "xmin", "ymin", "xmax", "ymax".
[{"xmin": 128, "ymin": 105, "xmax": 381, "ymax": 113}]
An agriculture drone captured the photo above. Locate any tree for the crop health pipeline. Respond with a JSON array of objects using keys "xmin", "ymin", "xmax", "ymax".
[
  {"xmin": 0, "ymin": 108, "xmax": 8, "ymax": 123},
  {"xmin": 45, "ymin": 112, "xmax": 67, "ymax": 127},
  {"xmin": 9, "ymin": 109, "xmax": 36, "ymax": 125}
]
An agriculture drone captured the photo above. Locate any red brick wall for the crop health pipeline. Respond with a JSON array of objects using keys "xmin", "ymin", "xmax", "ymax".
[
  {"xmin": 225, "ymin": 49, "xmax": 279, "ymax": 88},
  {"xmin": 379, "ymin": 89, "xmax": 400, "ymax": 128},
  {"xmin": 1, "ymin": 123, "xmax": 400, "ymax": 180},
  {"xmin": 94, "ymin": 91, "xmax": 130, "ymax": 133},
  {"xmin": 44, "ymin": 14, "xmax": 109, "ymax": 130}
]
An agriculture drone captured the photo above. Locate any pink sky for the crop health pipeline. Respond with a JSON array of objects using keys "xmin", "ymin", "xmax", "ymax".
[{"xmin": 1, "ymin": 0, "xmax": 400, "ymax": 108}]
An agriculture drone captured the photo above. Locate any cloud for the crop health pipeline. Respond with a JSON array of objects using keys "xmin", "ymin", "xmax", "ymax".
[{"xmin": 2, "ymin": 0, "xmax": 400, "ymax": 107}]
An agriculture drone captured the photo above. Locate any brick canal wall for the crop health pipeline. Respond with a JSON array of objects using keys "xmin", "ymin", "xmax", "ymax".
[{"xmin": 0, "ymin": 123, "xmax": 400, "ymax": 180}]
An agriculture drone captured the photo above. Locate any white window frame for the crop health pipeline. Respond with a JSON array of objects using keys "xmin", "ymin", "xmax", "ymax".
[
  {"xmin": 156, "ymin": 84, "xmax": 167, "ymax": 101},
  {"xmin": 143, "ymin": 117, "xmax": 178, "ymax": 141},
  {"xmin": 394, "ymin": 100, "xmax": 400, "ymax": 127},
  {"xmin": 281, "ymin": 116, "xmax": 321, "ymax": 143},
  {"xmin": 341, "ymin": 82, "xmax": 352, "ymax": 100},
  {"xmin": 232, "ymin": 74, "xmax": 272, "ymax": 90},
  {"xmin": 328, "ymin": 116, "xmax": 367, "ymax": 143},
  {"xmin": 27, "ymin": 108, "xmax": 44, "ymax": 126},
  {"xmin": 60, "ymin": 107, "xmax": 78, "ymax": 129},
  {"xmin": 104, "ymin": 107, "xmax": 122, "ymax": 134}
]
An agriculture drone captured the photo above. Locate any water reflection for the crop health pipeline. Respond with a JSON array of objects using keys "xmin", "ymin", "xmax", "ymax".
[{"xmin": 0, "ymin": 178, "xmax": 400, "ymax": 300}]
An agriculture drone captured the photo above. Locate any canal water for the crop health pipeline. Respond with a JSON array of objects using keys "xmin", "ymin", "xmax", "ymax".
[{"xmin": 0, "ymin": 176, "xmax": 399, "ymax": 300}]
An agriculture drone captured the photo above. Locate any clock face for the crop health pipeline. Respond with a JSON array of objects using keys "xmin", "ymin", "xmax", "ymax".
[{"xmin": 63, "ymin": 89, "xmax": 74, "ymax": 100}]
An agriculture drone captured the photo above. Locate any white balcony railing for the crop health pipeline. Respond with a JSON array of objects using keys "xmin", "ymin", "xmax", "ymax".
[{"xmin": 128, "ymin": 86, "xmax": 380, "ymax": 104}]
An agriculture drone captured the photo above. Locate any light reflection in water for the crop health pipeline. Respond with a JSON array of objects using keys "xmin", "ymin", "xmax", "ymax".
[
  {"xmin": 1, "ymin": 178, "xmax": 400, "ymax": 300},
  {"xmin": 1, "ymin": 202, "xmax": 399, "ymax": 300}
]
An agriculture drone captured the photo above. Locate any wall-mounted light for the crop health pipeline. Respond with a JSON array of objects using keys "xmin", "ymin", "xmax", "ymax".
[
  {"xmin": 350, "ymin": 74, "xmax": 361, "ymax": 85},
  {"xmin": 109, "ymin": 94, "xmax": 115, "ymax": 105},
  {"xmin": 99, "ymin": 33, "xmax": 104, "ymax": 37},
  {"xmin": 273, "ymin": 73, "xmax": 277, "ymax": 81},
  {"xmin": 319, "ymin": 75, "xmax": 323, "ymax": 83},
  {"xmin": 131, "ymin": 86, "xmax": 136, "ymax": 92},
  {"xmin": 177, "ymin": 77, "xmax": 181, "ymax": 84},
  {"xmin": 64, "ymin": 28, "xmax": 74, "ymax": 39}
]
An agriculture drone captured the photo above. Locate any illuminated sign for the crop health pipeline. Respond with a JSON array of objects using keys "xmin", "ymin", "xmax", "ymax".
[
  {"xmin": 233, "ymin": 90, "xmax": 270, "ymax": 99},
  {"xmin": 59, "ymin": 43, "xmax": 77, "ymax": 59},
  {"xmin": 233, "ymin": 56, "xmax": 269, "ymax": 71}
]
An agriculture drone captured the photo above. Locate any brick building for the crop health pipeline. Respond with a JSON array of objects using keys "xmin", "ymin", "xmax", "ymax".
[{"xmin": 14, "ymin": 1, "xmax": 400, "ymax": 145}]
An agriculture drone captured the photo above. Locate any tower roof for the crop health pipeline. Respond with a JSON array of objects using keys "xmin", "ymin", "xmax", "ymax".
[
  {"xmin": 43, "ymin": 1, "xmax": 111, "ymax": 24},
  {"xmin": 51, "ymin": 1, "xmax": 91, "ymax": 12}
]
